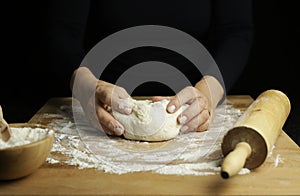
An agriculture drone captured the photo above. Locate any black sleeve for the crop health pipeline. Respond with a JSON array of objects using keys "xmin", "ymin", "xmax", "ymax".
[
  {"xmin": 210, "ymin": 0, "xmax": 254, "ymax": 93},
  {"xmin": 45, "ymin": 0, "xmax": 90, "ymax": 96}
]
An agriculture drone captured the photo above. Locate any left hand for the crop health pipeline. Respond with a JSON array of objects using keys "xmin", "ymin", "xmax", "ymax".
[{"xmin": 153, "ymin": 86, "xmax": 213, "ymax": 133}]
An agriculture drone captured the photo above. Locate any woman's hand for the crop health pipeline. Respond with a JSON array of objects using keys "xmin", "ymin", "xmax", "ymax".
[
  {"xmin": 71, "ymin": 67, "xmax": 132, "ymax": 136},
  {"xmin": 153, "ymin": 86, "xmax": 212, "ymax": 133},
  {"xmin": 170, "ymin": 86, "xmax": 212, "ymax": 133},
  {"xmin": 93, "ymin": 80, "xmax": 132, "ymax": 136},
  {"xmin": 153, "ymin": 75, "xmax": 224, "ymax": 133}
]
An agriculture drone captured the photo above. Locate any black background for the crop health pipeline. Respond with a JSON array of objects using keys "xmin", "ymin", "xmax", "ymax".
[{"xmin": 1, "ymin": 1, "xmax": 299, "ymax": 145}]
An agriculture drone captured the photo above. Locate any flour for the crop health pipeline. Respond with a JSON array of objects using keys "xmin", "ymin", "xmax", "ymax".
[
  {"xmin": 0, "ymin": 127, "xmax": 54, "ymax": 149},
  {"xmin": 40, "ymin": 100, "xmax": 253, "ymax": 176},
  {"xmin": 268, "ymin": 145, "xmax": 284, "ymax": 168}
]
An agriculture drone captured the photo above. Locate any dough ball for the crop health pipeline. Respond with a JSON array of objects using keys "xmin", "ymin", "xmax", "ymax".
[{"xmin": 111, "ymin": 98, "xmax": 188, "ymax": 141}]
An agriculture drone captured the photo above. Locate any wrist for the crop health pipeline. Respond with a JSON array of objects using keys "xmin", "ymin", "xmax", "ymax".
[
  {"xmin": 71, "ymin": 67, "xmax": 98, "ymax": 105},
  {"xmin": 195, "ymin": 75, "xmax": 224, "ymax": 108}
]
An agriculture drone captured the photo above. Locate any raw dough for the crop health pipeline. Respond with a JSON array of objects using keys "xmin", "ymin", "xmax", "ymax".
[{"xmin": 111, "ymin": 98, "xmax": 188, "ymax": 141}]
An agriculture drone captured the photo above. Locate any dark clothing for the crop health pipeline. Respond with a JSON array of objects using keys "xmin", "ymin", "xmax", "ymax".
[{"xmin": 46, "ymin": 0, "xmax": 253, "ymax": 96}]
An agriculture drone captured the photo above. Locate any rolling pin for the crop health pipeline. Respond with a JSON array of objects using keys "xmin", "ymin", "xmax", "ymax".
[{"xmin": 221, "ymin": 89, "xmax": 291, "ymax": 179}]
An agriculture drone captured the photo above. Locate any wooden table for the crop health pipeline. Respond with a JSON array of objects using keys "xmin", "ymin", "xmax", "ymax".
[{"xmin": 1, "ymin": 96, "xmax": 300, "ymax": 195}]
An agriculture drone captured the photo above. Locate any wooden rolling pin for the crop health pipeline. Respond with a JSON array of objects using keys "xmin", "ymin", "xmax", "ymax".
[{"xmin": 221, "ymin": 89, "xmax": 291, "ymax": 179}]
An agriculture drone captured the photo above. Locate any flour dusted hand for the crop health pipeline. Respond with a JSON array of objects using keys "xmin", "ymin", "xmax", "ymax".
[
  {"xmin": 71, "ymin": 67, "xmax": 132, "ymax": 136},
  {"xmin": 111, "ymin": 98, "xmax": 188, "ymax": 141}
]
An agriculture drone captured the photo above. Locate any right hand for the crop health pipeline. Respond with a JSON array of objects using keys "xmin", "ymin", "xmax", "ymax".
[
  {"xmin": 93, "ymin": 80, "xmax": 132, "ymax": 136},
  {"xmin": 71, "ymin": 67, "xmax": 132, "ymax": 136},
  {"xmin": 82, "ymin": 80, "xmax": 132, "ymax": 136}
]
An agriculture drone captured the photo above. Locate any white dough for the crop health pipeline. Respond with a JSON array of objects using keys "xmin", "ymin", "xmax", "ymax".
[{"xmin": 111, "ymin": 98, "xmax": 188, "ymax": 141}]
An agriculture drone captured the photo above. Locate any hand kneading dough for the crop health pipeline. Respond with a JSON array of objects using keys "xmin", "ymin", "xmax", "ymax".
[{"xmin": 111, "ymin": 98, "xmax": 188, "ymax": 141}]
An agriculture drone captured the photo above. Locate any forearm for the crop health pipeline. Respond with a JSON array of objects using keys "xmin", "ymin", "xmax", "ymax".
[
  {"xmin": 70, "ymin": 67, "xmax": 98, "ymax": 106},
  {"xmin": 212, "ymin": 34, "xmax": 253, "ymax": 92},
  {"xmin": 211, "ymin": 0, "xmax": 254, "ymax": 92}
]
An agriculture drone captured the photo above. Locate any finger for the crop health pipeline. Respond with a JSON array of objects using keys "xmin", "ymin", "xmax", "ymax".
[
  {"xmin": 177, "ymin": 97, "xmax": 208, "ymax": 125},
  {"xmin": 114, "ymin": 86, "xmax": 131, "ymax": 99},
  {"xmin": 100, "ymin": 123, "xmax": 114, "ymax": 136},
  {"xmin": 196, "ymin": 118, "xmax": 210, "ymax": 132},
  {"xmin": 110, "ymin": 86, "xmax": 132, "ymax": 115},
  {"xmin": 96, "ymin": 106, "xmax": 125, "ymax": 136},
  {"xmin": 83, "ymin": 99, "xmax": 103, "ymax": 130},
  {"xmin": 180, "ymin": 109, "xmax": 210, "ymax": 133},
  {"xmin": 114, "ymin": 98, "xmax": 132, "ymax": 115},
  {"xmin": 167, "ymin": 86, "xmax": 199, "ymax": 113},
  {"xmin": 197, "ymin": 108, "xmax": 212, "ymax": 132},
  {"xmin": 97, "ymin": 84, "xmax": 132, "ymax": 115},
  {"xmin": 152, "ymin": 96, "xmax": 171, "ymax": 102}
]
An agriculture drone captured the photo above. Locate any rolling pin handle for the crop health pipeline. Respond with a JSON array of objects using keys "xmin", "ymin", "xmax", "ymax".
[{"xmin": 221, "ymin": 142, "xmax": 252, "ymax": 179}]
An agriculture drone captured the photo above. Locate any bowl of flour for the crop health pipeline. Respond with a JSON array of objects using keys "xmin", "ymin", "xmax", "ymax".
[{"xmin": 0, "ymin": 123, "xmax": 54, "ymax": 180}]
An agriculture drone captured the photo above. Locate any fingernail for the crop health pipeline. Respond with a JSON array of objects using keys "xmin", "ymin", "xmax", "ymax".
[
  {"xmin": 178, "ymin": 115, "xmax": 187, "ymax": 124},
  {"xmin": 124, "ymin": 107, "xmax": 132, "ymax": 114},
  {"xmin": 109, "ymin": 121, "xmax": 124, "ymax": 135},
  {"xmin": 168, "ymin": 105, "xmax": 176, "ymax": 113},
  {"xmin": 180, "ymin": 125, "xmax": 188, "ymax": 133},
  {"xmin": 119, "ymin": 101, "xmax": 132, "ymax": 114},
  {"xmin": 118, "ymin": 101, "xmax": 128, "ymax": 109},
  {"xmin": 114, "ymin": 127, "xmax": 123, "ymax": 135}
]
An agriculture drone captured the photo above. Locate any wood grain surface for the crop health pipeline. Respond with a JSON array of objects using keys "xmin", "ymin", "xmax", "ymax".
[{"xmin": 0, "ymin": 96, "xmax": 299, "ymax": 195}]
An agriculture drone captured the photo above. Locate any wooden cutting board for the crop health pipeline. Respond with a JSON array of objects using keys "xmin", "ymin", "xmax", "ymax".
[{"xmin": 0, "ymin": 95, "xmax": 299, "ymax": 195}]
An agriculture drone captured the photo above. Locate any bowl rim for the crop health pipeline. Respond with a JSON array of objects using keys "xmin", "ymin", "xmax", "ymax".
[{"xmin": 0, "ymin": 123, "xmax": 55, "ymax": 151}]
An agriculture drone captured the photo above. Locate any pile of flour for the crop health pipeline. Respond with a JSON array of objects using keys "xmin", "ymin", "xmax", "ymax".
[
  {"xmin": 0, "ymin": 127, "xmax": 54, "ymax": 149},
  {"xmin": 42, "ymin": 100, "xmax": 252, "ymax": 176}
]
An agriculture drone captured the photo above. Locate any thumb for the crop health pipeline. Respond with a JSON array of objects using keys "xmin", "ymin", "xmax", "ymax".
[{"xmin": 111, "ymin": 86, "xmax": 132, "ymax": 115}]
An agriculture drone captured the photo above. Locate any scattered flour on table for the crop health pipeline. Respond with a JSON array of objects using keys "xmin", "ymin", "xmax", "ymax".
[
  {"xmin": 268, "ymin": 145, "xmax": 284, "ymax": 167},
  {"xmin": 0, "ymin": 127, "xmax": 54, "ymax": 149},
  {"xmin": 42, "ymin": 101, "xmax": 251, "ymax": 176}
]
